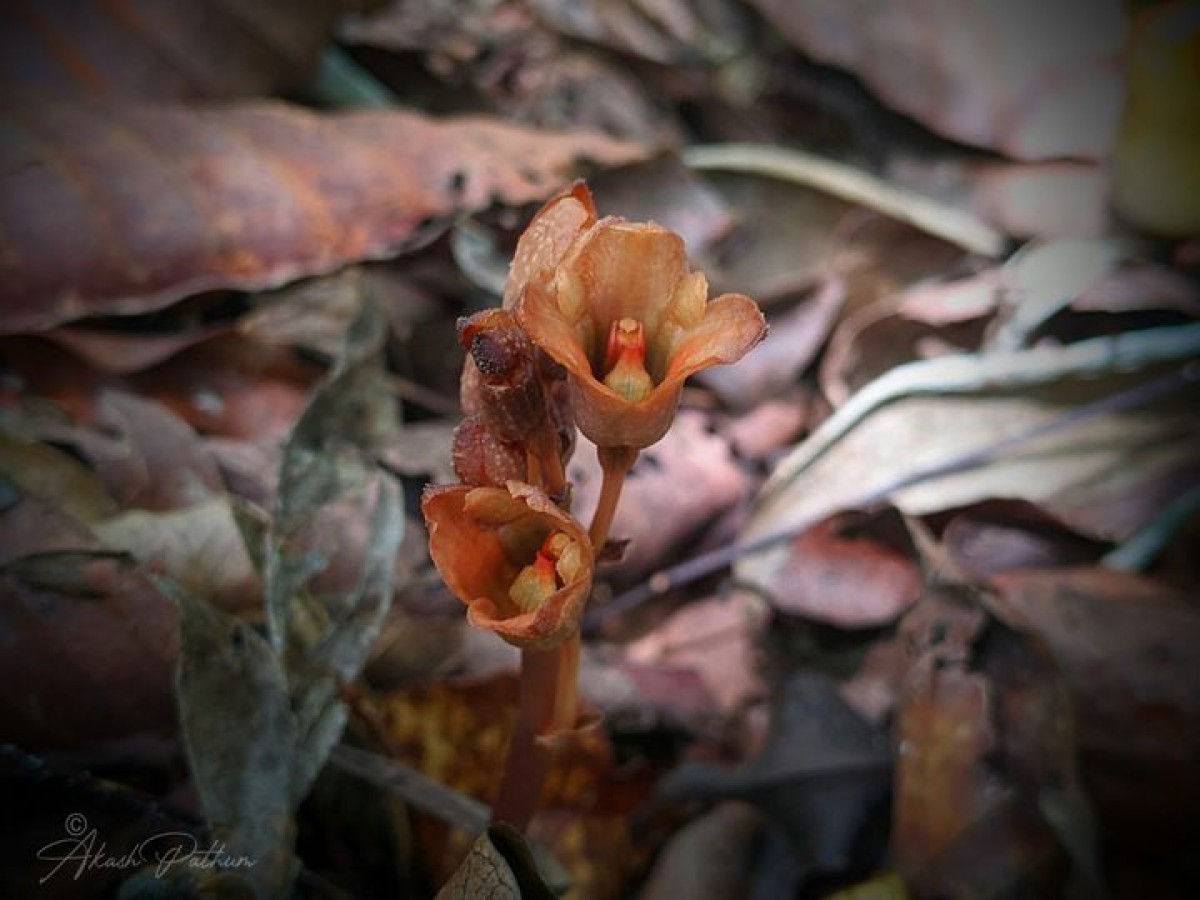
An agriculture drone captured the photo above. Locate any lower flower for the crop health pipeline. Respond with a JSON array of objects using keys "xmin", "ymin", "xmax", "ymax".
[{"xmin": 421, "ymin": 481, "xmax": 593, "ymax": 649}]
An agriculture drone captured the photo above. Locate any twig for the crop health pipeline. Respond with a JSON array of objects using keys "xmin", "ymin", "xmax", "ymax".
[{"xmin": 585, "ymin": 363, "xmax": 1200, "ymax": 633}]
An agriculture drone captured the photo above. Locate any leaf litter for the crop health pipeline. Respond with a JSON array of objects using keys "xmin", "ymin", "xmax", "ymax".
[{"xmin": 2, "ymin": 2, "xmax": 1199, "ymax": 898}]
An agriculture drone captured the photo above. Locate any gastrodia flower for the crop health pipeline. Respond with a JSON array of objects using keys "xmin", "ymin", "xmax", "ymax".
[
  {"xmin": 422, "ymin": 481, "xmax": 593, "ymax": 649},
  {"xmin": 509, "ymin": 183, "xmax": 767, "ymax": 449}
]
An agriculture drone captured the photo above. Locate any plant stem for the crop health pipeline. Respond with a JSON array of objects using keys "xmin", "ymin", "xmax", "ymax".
[
  {"xmin": 490, "ymin": 445, "xmax": 636, "ymax": 831},
  {"xmin": 590, "ymin": 445, "xmax": 638, "ymax": 548},
  {"xmin": 490, "ymin": 636, "xmax": 579, "ymax": 831}
]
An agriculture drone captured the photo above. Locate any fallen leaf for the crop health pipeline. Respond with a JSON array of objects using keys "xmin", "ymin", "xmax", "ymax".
[
  {"xmin": 340, "ymin": 0, "xmax": 676, "ymax": 145},
  {"xmin": 623, "ymin": 589, "xmax": 769, "ymax": 716},
  {"xmin": 93, "ymin": 497, "xmax": 261, "ymax": 613},
  {"xmin": 987, "ymin": 568, "xmax": 1200, "ymax": 841},
  {"xmin": 526, "ymin": 0, "xmax": 747, "ymax": 65},
  {"xmin": 636, "ymin": 801, "xmax": 764, "ymax": 900},
  {"xmin": 0, "ymin": 558, "xmax": 178, "ymax": 748},
  {"xmin": 0, "ymin": 0, "xmax": 336, "ymax": 102},
  {"xmin": 936, "ymin": 498, "xmax": 1110, "ymax": 579},
  {"xmin": 968, "ymin": 161, "xmax": 1111, "ymax": 239},
  {"xmin": 0, "ymin": 333, "xmax": 322, "ymax": 441},
  {"xmin": 740, "ymin": 331, "xmax": 1200, "ymax": 593},
  {"xmin": 657, "ymin": 672, "xmax": 891, "ymax": 877},
  {"xmin": 39, "ymin": 322, "xmax": 231, "ymax": 374},
  {"xmin": 0, "ymin": 95, "xmax": 650, "ymax": 332},
  {"xmin": 86, "ymin": 390, "xmax": 225, "ymax": 511},
  {"xmin": 0, "ymin": 431, "xmax": 118, "ymax": 524},
  {"xmin": 170, "ymin": 584, "xmax": 299, "ymax": 897},
  {"xmin": 436, "ymin": 824, "xmax": 557, "ymax": 900},
  {"xmin": 820, "ymin": 272, "xmax": 998, "ymax": 407},
  {"xmin": 763, "ymin": 507, "xmax": 922, "ymax": 629},
  {"xmin": 750, "ymin": 0, "xmax": 1127, "ymax": 160}
]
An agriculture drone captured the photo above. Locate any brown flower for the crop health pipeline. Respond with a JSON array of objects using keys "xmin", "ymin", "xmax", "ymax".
[
  {"xmin": 510, "ymin": 185, "xmax": 766, "ymax": 449},
  {"xmin": 422, "ymin": 481, "xmax": 593, "ymax": 649}
]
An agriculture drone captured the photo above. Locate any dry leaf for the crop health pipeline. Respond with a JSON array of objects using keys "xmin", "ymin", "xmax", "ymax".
[
  {"xmin": 751, "ymin": 0, "xmax": 1127, "ymax": 161},
  {"xmin": 763, "ymin": 507, "xmax": 922, "ymax": 629},
  {"xmin": 0, "ymin": 558, "xmax": 178, "ymax": 748},
  {"xmin": 94, "ymin": 497, "xmax": 261, "ymax": 612},
  {"xmin": 623, "ymin": 589, "xmax": 769, "ymax": 716},
  {"xmin": 987, "ymin": 568, "xmax": 1200, "ymax": 839},
  {"xmin": 0, "ymin": 0, "xmax": 336, "ymax": 101},
  {"xmin": 740, "ymin": 338, "xmax": 1200, "ymax": 594},
  {"xmin": 0, "ymin": 96, "xmax": 649, "ymax": 332}
]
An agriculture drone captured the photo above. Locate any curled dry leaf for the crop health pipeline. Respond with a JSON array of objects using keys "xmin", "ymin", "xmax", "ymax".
[
  {"xmin": 750, "ymin": 0, "xmax": 1127, "ymax": 161},
  {"xmin": 0, "ymin": 0, "xmax": 337, "ymax": 101},
  {"xmin": 0, "ymin": 95, "xmax": 650, "ymax": 332},
  {"xmin": 741, "ymin": 338, "xmax": 1200, "ymax": 594}
]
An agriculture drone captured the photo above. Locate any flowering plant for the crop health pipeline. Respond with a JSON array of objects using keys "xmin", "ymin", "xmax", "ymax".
[{"xmin": 423, "ymin": 182, "xmax": 765, "ymax": 830}]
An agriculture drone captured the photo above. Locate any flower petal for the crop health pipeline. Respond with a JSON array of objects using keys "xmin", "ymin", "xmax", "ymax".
[
  {"xmin": 559, "ymin": 220, "xmax": 689, "ymax": 342},
  {"xmin": 663, "ymin": 293, "xmax": 768, "ymax": 386},
  {"xmin": 503, "ymin": 182, "xmax": 596, "ymax": 309}
]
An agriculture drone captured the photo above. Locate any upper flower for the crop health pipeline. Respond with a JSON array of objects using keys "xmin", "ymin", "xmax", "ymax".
[
  {"xmin": 507, "ymin": 183, "xmax": 767, "ymax": 449},
  {"xmin": 421, "ymin": 481, "xmax": 593, "ymax": 649}
]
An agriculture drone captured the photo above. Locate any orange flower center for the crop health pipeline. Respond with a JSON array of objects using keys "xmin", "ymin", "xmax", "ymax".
[
  {"xmin": 601, "ymin": 318, "xmax": 654, "ymax": 402},
  {"xmin": 508, "ymin": 531, "xmax": 573, "ymax": 612}
]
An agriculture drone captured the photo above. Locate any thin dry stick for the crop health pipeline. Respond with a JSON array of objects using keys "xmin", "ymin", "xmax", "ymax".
[{"xmin": 585, "ymin": 362, "xmax": 1200, "ymax": 634}]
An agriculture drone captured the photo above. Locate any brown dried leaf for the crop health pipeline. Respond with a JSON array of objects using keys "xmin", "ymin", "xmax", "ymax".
[
  {"xmin": 0, "ymin": 96, "xmax": 650, "ymax": 332},
  {"xmin": 623, "ymin": 589, "xmax": 769, "ymax": 717},
  {"xmin": 751, "ymin": 0, "xmax": 1127, "ymax": 160},
  {"xmin": 820, "ymin": 273, "xmax": 998, "ymax": 407},
  {"xmin": 0, "ymin": 558, "xmax": 178, "ymax": 748},
  {"xmin": 937, "ymin": 498, "xmax": 1109, "ymax": 579},
  {"xmin": 987, "ymin": 568, "xmax": 1200, "ymax": 838},
  {"xmin": 0, "ymin": 0, "xmax": 336, "ymax": 101},
  {"xmin": 764, "ymin": 507, "xmax": 922, "ymax": 629},
  {"xmin": 528, "ymin": 0, "xmax": 747, "ymax": 64},
  {"xmin": 436, "ymin": 824, "xmax": 556, "ymax": 900},
  {"xmin": 93, "ymin": 497, "xmax": 261, "ymax": 612}
]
